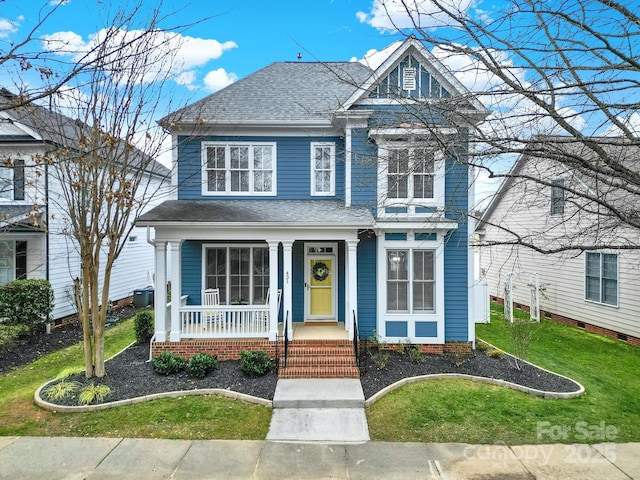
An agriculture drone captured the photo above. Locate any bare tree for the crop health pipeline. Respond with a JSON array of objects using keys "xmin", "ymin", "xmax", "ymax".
[
  {"xmin": 38, "ymin": 4, "xmax": 184, "ymax": 378},
  {"xmin": 369, "ymin": 0, "xmax": 640, "ymax": 253}
]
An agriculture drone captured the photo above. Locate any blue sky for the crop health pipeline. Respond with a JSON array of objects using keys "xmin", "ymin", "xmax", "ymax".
[{"xmin": 2, "ymin": 0, "xmax": 414, "ymax": 97}]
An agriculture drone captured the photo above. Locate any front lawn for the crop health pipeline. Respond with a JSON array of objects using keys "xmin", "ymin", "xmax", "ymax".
[
  {"xmin": 367, "ymin": 303, "xmax": 640, "ymax": 443},
  {"xmin": 0, "ymin": 317, "xmax": 271, "ymax": 440}
]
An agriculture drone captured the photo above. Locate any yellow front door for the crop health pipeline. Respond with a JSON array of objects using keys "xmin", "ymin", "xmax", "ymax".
[{"xmin": 309, "ymin": 258, "xmax": 333, "ymax": 318}]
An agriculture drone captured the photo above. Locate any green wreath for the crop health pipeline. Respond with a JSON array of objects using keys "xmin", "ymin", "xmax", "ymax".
[{"xmin": 312, "ymin": 262, "xmax": 330, "ymax": 282}]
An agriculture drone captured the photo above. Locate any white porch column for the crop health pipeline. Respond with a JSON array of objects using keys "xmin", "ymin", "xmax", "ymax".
[
  {"xmin": 346, "ymin": 239, "xmax": 359, "ymax": 340},
  {"xmin": 154, "ymin": 241, "xmax": 168, "ymax": 342},
  {"xmin": 268, "ymin": 241, "xmax": 279, "ymax": 341},
  {"xmin": 169, "ymin": 240, "xmax": 183, "ymax": 342},
  {"xmin": 282, "ymin": 240, "xmax": 294, "ymax": 340}
]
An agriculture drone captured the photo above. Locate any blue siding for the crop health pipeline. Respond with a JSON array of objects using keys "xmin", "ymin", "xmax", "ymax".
[
  {"xmin": 443, "ymin": 142, "xmax": 469, "ymax": 341},
  {"xmin": 385, "ymin": 232, "xmax": 407, "ymax": 241},
  {"xmin": 351, "ymin": 128, "xmax": 377, "ymax": 208},
  {"xmin": 177, "ymin": 135, "xmax": 345, "ymax": 200},
  {"xmin": 181, "ymin": 240, "xmax": 203, "ymax": 304},
  {"xmin": 356, "ymin": 231, "xmax": 377, "ymax": 339},
  {"xmin": 292, "ymin": 241, "xmax": 304, "ymax": 322}
]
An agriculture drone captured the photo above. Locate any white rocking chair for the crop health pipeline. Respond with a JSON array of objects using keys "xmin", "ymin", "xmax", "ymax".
[{"xmin": 202, "ymin": 288, "xmax": 223, "ymax": 331}]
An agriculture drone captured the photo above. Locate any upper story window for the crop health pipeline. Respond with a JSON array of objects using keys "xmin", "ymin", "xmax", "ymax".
[
  {"xmin": 0, "ymin": 159, "xmax": 25, "ymax": 201},
  {"xmin": 310, "ymin": 142, "xmax": 335, "ymax": 196},
  {"xmin": 585, "ymin": 252, "xmax": 618, "ymax": 306},
  {"xmin": 202, "ymin": 142, "xmax": 276, "ymax": 196},
  {"xmin": 550, "ymin": 178, "xmax": 565, "ymax": 215},
  {"xmin": 386, "ymin": 147, "xmax": 438, "ymax": 202}
]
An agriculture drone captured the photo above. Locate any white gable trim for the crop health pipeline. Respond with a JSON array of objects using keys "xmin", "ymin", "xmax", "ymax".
[
  {"xmin": 338, "ymin": 37, "xmax": 488, "ymax": 119},
  {"xmin": 0, "ymin": 111, "xmax": 43, "ymax": 141}
]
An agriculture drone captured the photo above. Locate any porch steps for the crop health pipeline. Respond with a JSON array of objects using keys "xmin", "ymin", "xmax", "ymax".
[{"xmin": 278, "ymin": 339, "xmax": 360, "ymax": 379}]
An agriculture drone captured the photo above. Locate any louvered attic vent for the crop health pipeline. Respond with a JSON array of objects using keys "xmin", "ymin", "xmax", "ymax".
[{"xmin": 403, "ymin": 67, "xmax": 416, "ymax": 91}]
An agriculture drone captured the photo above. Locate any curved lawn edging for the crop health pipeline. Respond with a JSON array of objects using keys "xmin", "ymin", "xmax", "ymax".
[
  {"xmin": 365, "ymin": 341, "xmax": 585, "ymax": 407},
  {"xmin": 34, "ymin": 382, "xmax": 272, "ymax": 412},
  {"xmin": 34, "ymin": 341, "xmax": 272, "ymax": 412}
]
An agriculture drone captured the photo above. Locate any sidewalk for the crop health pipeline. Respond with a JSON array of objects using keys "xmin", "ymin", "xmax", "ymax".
[{"xmin": 0, "ymin": 437, "xmax": 638, "ymax": 479}]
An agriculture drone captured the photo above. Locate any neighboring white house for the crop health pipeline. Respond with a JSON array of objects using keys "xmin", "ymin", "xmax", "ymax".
[
  {"xmin": 0, "ymin": 89, "xmax": 171, "ymax": 320},
  {"xmin": 478, "ymin": 137, "xmax": 640, "ymax": 346}
]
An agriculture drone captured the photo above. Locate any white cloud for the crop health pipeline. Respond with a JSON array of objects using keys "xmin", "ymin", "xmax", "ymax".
[
  {"xmin": 204, "ymin": 68, "xmax": 238, "ymax": 92},
  {"xmin": 602, "ymin": 112, "xmax": 640, "ymax": 137},
  {"xmin": 350, "ymin": 42, "xmax": 402, "ymax": 69},
  {"xmin": 356, "ymin": 0, "xmax": 474, "ymax": 31},
  {"xmin": 175, "ymin": 70, "xmax": 196, "ymax": 87},
  {"xmin": 42, "ymin": 28, "xmax": 237, "ymax": 85},
  {"xmin": 0, "ymin": 18, "xmax": 19, "ymax": 39}
]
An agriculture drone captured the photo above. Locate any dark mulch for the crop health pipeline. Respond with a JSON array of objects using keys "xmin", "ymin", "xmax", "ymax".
[
  {"xmin": 0, "ymin": 304, "xmax": 149, "ymax": 375},
  {"xmin": 358, "ymin": 347, "xmax": 581, "ymax": 399},
  {"xmin": 38, "ymin": 342, "xmax": 581, "ymax": 407}
]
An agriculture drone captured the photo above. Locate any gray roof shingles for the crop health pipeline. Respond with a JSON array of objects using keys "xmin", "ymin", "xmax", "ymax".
[
  {"xmin": 137, "ymin": 199, "xmax": 374, "ymax": 226},
  {"xmin": 160, "ymin": 62, "xmax": 373, "ymax": 127}
]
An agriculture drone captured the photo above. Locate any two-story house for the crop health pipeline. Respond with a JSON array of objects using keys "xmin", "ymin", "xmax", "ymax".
[
  {"xmin": 138, "ymin": 37, "xmax": 489, "ymax": 372},
  {"xmin": 0, "ymin": 89, "xmax": 170, "ymax": 321},
  {"xmin": 478, "ymin": 136, "xmax": 640, "ymax": 346}
]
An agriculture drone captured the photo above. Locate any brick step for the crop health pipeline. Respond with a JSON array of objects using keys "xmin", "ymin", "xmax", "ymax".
[
  {"xmin": 278, "ymin": 365, "xmax": 360, "ymax": 379},
  {"xmin": 287, "ymin": 346, "xmax": 354, "ymax": 357},
  {"xmin": 284, "ymin": 339, "xmax": 352, "ymax": 346},
  {"xmin": 284, "ymin": 355, "xmax": 357, "ymax": 367}
]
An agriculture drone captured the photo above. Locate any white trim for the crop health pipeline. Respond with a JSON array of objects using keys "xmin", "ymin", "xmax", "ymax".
[
  {"xmin": 584, "ymin": 251, "xmax": 619, "ymax": 307},
  {"xmin": 310, "ymin": 142, "xmax": 335, "ymax": 197},
  {"xmin": 345, "ymin": 128, "xmax": 352, "ymax": 206},
  {"xmin": 304, "ymin": 242, "xmax": 338, "ymax": 322},
  {"xmin": 376, "ymin": 231, "xmax": 445, "ymax": 343},
  {"xmin": 376, "ymin": 142, "xmax": 446, "ymax": 216},
  {"xmin": 201, "ymin": 141, "xmax": 277, "ymax": 196}
]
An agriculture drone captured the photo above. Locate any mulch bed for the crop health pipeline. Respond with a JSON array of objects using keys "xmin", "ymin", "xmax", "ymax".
[{"xmin": 36, "ymin": 342, "xmax": 581, "ymax": 406}]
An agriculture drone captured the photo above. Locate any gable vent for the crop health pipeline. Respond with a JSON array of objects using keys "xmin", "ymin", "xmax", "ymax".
[{"xmin": 403, "ymin": 67, "xmax": 416, "ymax": 91}]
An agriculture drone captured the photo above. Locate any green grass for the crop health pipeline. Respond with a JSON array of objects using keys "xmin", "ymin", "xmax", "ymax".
[
  {"xmin": 367, "ymin": 303, "xmax": 640, "ymax": 444},
  {"xmin": 0, "ymin": 317, "xmax": 271, "ymax": 439}
]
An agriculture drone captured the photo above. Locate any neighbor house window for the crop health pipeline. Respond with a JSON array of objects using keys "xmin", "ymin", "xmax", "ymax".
[
  {"xmin": 550, "ymin": 178, "xmax": 565, "ymax": 215},
  {"xmin": 204, "ymin": 246, "xmax": 269, "ymax": 304},
  {"xmin": 0, "ymin": 159, "xmax": 25, "ymax": 201},
  {"xmin": 387, "ymin": 249, "xmax": 435, "ymax": 313},
  {"xmin": 310, "ymin": 143, "xmax": 335, "ymax": 196},
  {"xmin": 585, "ymin": 252, "xmax": 618, "ymax": 306},
  {"xmin": 386, "ymin": 148, "xmax": 435, "ymax": 201},
  {"xmin": 203, "ymin": 143, "xmax": 275, "ymax": 195},
  {"xmin": 0, "ymin": 240, "xmax": 26, "ymax": 284}
]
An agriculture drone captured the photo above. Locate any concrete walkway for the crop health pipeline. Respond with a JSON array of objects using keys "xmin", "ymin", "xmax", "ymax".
[
  {"xmin": 267, "ymin": 379, "xmax": 370, "ymax": 442},
  {"xmin": 0, "ymin": 437, "xmax": 638, "ymax": 479}
]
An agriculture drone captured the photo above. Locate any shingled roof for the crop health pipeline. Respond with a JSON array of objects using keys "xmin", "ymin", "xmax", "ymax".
[
  {"xmin": 137, "ymin": 199, "xmax": 374, "ymax": 226},
  {"xmin": 159, "ymin": 62, "xmax": 373, "ymax": 128}
]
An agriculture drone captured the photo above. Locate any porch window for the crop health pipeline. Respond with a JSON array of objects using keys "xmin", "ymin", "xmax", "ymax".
[
  {"xmin": 0, "ymin": 240, "xmax": 26, "ymax": 284},
  {"xmin": 203, "ymin": 142, "xmax": 275, "ymax": 195},
  {"xmin": 387, "ymin": 249, "xmax": 435, "ymax": 313},
  {"xmin": 386, "ymin": 148, "xmax": 435, "ymax": 201},
  {"xmin": 310, "ymin": 142, "xmax": 335, "ymax": 196},
  {"xmin": 585, "ymin": 252, "xmax": 618, "ymax": 306},
  {"xmin": 205, "ymin": 246, "xmax": 269, "ymax": 304}
]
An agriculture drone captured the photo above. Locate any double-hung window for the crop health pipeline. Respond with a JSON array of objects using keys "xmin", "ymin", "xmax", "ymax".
[
  {"xmin": 386, "ymin": 147, "xmax": 436, "ymax": 201},
  {"xmin": 585, "ymin": 252, "xmax": 618, "ymax": 306},
  {"xmin": 0, "ymin": 159, "xmax": 25, "ymax": 201},
  {"xmin": 204, "ymin": 246, "xmax": 269, "ymax": 305},
  {"xmin": 387, "ymin": 249, "xmax": 435, "ymax": 313},
  {"xmin": 203, "ymin": 142, "xmax": 275, "ymax": 195},
  {"xmin": 310, "ymin": 142, "xmax": 335, "ymax": 196}
]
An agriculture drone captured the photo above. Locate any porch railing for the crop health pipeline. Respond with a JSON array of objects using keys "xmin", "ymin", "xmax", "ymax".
[{"xmin": 180, "ymin": 305, "xmax": 270, "ymax": 338}]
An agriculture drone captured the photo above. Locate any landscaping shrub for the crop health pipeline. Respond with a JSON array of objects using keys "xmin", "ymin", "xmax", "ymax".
[
  {"xmin": 487, "ymin": 347, "xmax": 504, "ymax": 358},
  {"xmin": 0, "ymin": 323, "xmax": 30, "ymax": 348},
  {"xmin": 0, "ymin": 279, "xmax": 54, "ymax": 333},
  {"xmin": 78, "ymin": 383, "xmax": 112, "ymax": 405},
  {"xmin": 508, "ymin": 318, "xmax": 540, "ymax": 370},
  {"xmin": 187, "ymin": 352, "xmax": 218, "ymax": 378},
  {"xmin": 134, "ymin": 311, "xmax": 154, "ymax": 344},
  {"xmin": 42, "ymin": 380, "xmax": 81, "ymax": 402},
  {"xmin": 152, "ymin": 352, "xmax": 186, "ymax": 375},
  {"xmin": 369, "ymin": 351, "xmax": 390, "ymax": 370},
  {"xmin": 239, "ymin": 350, "xmax": 272, "ymax": 376},
  {"xmin": 408, "ymin": 347, "xmax": 425, "ymax": 365}
]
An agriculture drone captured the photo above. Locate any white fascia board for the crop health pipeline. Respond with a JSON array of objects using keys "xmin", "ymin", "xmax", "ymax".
[
  {"xmin": 374, "ymin": 220, "xmax": 458, "ymax": 232},
  {"xmin": 370, "ymin": 126, "xmax": 459, "ymax": 140}
]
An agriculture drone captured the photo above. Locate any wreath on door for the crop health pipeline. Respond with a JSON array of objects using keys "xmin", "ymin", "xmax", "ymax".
[{"xmin": 311, "ymin": 261, "xmax": 330, "ymax": 282}]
